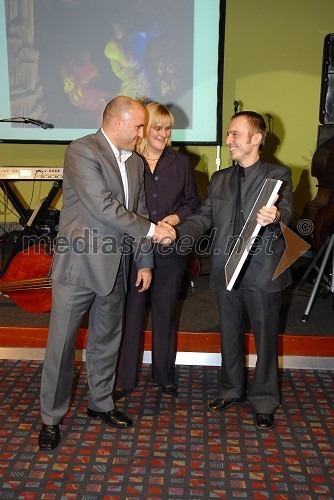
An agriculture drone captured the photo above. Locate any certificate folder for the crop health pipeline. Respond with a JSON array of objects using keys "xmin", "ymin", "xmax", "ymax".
[{"xmin": 225, "ymin": 178, "xmax": 282, "ymax": 291}]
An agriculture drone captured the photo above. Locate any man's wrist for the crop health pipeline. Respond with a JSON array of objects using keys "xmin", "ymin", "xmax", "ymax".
[{"xmin": 272, "ymin": 210, "xmax": 281, "ymax": 224}]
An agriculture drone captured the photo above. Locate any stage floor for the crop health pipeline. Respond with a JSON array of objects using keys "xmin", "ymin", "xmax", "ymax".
[{"xmin": 0, "ymin": 272, "xmax": 332, "ymax": 335}]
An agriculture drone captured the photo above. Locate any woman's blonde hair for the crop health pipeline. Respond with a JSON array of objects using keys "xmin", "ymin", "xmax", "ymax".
[{"xmin": 136, "ymin": 102, "xmax": 174, "ymax": 156}]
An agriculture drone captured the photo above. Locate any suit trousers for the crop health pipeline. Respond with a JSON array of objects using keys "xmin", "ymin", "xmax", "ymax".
[
  {"xmin": 116, "ymin": 256, "xmax": 187, "ymax": 389},
  {"xmin": 215, "ymin": 263, "xmax": 281, "ymax": 414},
  {"xmin": 40, "ymin": 270, "xmax": 124, "ymax": 425}
]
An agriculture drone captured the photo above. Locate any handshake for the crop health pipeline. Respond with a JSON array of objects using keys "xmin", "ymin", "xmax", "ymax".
[{"xmin": 152, "ymin": 221, "xmax": 176, "ymax": 244}]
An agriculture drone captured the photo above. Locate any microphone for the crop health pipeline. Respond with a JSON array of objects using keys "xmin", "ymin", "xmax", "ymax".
[
  {"xmin": 0, "ymin": 117, "xmax": 53, "ymax": 129},
  {"xmin": 22, "ymin": 118, "xmax": 53, "ymax": 129}
]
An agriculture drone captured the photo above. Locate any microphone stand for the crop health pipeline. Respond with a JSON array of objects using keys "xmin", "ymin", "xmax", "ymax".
[
  {"xmin": 0, "ymin": 117, "xmax": 52, "ymax": 129},
  {"xmin": 0, "ymin": 116, "xmax": 56, "ymax": 271},
  {"xmin": 232, "ymin": 100, "xmax": 239, "ymax": 166}
]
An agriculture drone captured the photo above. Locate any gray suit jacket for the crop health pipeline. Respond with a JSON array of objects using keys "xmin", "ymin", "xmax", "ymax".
[
  {"xmin": 52, "ymin": 129, "xmax": 153, "ymax": 295},
  {"xmin": 177, "ymin": 160, "xmax": 294, "ymax": 292}
]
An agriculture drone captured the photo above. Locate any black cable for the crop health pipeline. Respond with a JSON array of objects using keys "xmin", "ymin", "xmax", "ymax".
[{"xmin": 28, "ymin": 170, "xmax": 43, "ymax": 210}]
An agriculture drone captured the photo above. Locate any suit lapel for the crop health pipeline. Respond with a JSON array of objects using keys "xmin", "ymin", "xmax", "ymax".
[
  {"xmin": 125, "ymin": 154, "xmax": 139, "ymax": 210},
  {"xmin": 94, "ymin": 129, "xmax": 126, "ymax": 205}
]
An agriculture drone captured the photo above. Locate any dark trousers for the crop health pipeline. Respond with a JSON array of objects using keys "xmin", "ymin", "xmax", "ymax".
[
  {"xmin": 116, "ymin": 257, "xmax": 187, "ymax": 389},
  {"xmin": 216, "ymin": 263, "xmax": 281, "ymax": 414}
]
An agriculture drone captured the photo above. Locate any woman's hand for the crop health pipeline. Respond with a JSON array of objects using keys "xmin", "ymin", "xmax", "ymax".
[
  {"xmin": 161, "ymin": 214, "xmax": 180, "ymax": 226},
  {"xmin": 136, "ymin": 268, "xmax": 152, "ymax": 292}
]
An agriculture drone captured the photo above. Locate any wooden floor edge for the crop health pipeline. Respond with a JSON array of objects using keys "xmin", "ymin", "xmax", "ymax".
[{"xmin": 0, "ymin": 326, "xmax": 332, "ymax": 357}]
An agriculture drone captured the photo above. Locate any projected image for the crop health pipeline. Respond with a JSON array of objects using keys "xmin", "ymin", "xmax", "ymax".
[
  {"xmin": 1, "ymin": 0, "xmax": 222, "ymax": 143},
  {"xmin": 5, "ymin": 0, "xmax": 194, "ymax": 130}
]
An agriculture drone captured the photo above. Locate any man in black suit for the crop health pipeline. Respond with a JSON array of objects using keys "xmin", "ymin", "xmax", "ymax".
[{"xmin": 177, "ymin": 111, "xmax": 294, "ymax": 430}]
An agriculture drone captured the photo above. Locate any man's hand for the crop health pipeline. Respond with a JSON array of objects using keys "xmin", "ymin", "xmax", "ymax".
[
  {"xmin": 153, "ymin": 221, "xmax": 176, "ymax": 244},
  {"xmin": 135, "ymin": 268, "xmax": 152, "ymax": 292},
  {"xmin": 257, "ymin": 205, "xmax": 280, "ymax": 226},
  {"xmin": 257, "ymin": 194, "xmax": 280, "ymax": 227},
  {"xmin": 161, "ymin": 214, "xmax": 180, "ymax": 227}
]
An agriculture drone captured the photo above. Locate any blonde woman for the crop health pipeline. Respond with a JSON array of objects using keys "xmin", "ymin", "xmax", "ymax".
[{"xmin": 115, "ymin": 103, "xmax": 200, "ymax": 399}]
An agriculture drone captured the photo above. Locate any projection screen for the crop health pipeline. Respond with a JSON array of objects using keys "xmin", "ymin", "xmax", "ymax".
[{"xmin": 0, "ymin": 0, "xmax": 225, "ymax": 144}]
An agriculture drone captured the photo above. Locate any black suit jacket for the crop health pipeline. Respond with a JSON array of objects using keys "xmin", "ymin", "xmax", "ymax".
[
  {"xmin": 143, "ymin": 146, "xmax": 200, "ymax": 262},
  {"xmin": 177, "ymin": 160, "xmax": 294, "ymax": 292},
  {"xmin": 143, "ymin": 146, "xmax": 200, "ymax": 223}
]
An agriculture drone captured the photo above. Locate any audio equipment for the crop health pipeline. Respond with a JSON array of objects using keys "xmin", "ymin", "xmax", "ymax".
[
  {"xmin": 319, "ymin": 33, "xmax": 334, "ymax": 125},
  {"xmin": 0, "ymin": 167, "xmax": 63, "ymax": 268},
  {"xmin": 0, "ymin": 166, "xmax": 63, "ymax": 180},
  {"xmin": 318, "ymin": 125, "xmax": 334, "ymax": 147}
]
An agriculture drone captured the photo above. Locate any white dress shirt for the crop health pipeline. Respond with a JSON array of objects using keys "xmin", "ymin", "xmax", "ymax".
[{"xmin": 101, "ymin": 129, "xmax": 154, "ymax": 238}]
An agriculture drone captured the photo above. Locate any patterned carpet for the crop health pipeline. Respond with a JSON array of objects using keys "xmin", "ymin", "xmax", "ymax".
[{"xmin": 0, "ymin": 359, "xmax": 333, "ymax": 499}]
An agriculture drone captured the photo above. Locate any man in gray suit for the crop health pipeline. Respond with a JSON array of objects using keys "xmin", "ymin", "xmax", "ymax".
[
  {"xmin": 177, "ymin": 111, "xmax": 294, "ymax": 430},
  {"xmin": 38, "ymin": 96, "xmax": 175, "ymax": 451}
]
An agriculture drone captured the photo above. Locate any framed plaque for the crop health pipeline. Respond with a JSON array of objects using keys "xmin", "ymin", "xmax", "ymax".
[{"xmin": 225, "ymin": 178, "xmax": 282, "ymax": 291}]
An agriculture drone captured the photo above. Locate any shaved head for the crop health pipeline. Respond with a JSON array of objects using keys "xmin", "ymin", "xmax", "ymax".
[
  {"xmin": 103, "ymin": 96, "xmax": 144, "ymax": 123},
  {"xmin": 102, "ymin": 96, "xmax": 145, "ymax": 151}
]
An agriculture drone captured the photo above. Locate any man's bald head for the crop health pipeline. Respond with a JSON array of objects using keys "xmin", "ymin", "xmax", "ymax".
[
  {"xmin": 103, "ymin": 96, "xmax": 144, "ymax": 123},
  {"xmin": 102, "ymin": 96, "xmax": 146, "ymax": 151}
]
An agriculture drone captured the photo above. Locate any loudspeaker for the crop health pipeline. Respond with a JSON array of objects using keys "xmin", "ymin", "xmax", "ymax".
[
  {"xmin": 319, "ymin": 33, "xmax": 334, "ymax": 125},
  {"xmin": 317, "ymin": 124, "xmax": 334, "ymax": 147}
]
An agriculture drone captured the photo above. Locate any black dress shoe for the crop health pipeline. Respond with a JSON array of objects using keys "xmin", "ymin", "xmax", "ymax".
[
  {"xmin": 38, "ymin": 424, "xmax": 61, "ymax": 451},
  {"xmin": 161, "ymin": 385, "xmax": 179, "ymax": 397},
  {"xmin": 256, "ymin": 412, "xmax": 275, "ymax": 430},
  {"xmin": 87, "ymin": 408, "xmax": 133, "ymax": 428},
  {"xmin": 113, "ymin": 388, "xmax": 129, "ymax": 401},
  {"xmin": 208, "ymin": 396, "xmax": 240, "ymax": 412}
]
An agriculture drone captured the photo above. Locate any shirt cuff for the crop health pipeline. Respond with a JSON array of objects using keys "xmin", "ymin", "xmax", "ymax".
[{"xmin": 146, "ymin": 222, "xmax": 155, "ymax": 238}]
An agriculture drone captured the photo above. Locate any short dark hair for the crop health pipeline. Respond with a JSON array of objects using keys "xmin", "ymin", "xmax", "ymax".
[{"xmin": 232, "ymin": 111, "xmax": 267, "ymax": 149}]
